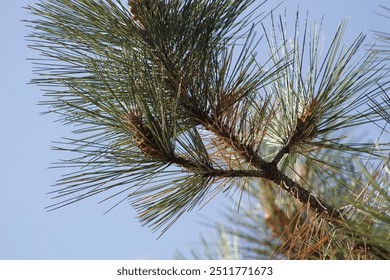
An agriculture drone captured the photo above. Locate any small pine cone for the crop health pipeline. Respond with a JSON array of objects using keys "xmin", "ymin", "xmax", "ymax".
[
  {"xmin": 133, "ymin": 132, "xmax": 164, "ymax": 158},
  {"xmin": 125, "ymin": 111, "xmax": 163, "ymax": 158},
  {"xmin": 294, "ymin": 98, "xmax": 319, "ymax": 141}
]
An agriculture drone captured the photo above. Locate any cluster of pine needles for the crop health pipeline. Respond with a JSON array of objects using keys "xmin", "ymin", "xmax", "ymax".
[{"xmin": 26, "ymin": 0, "xmax": 389, "ymax": 259}]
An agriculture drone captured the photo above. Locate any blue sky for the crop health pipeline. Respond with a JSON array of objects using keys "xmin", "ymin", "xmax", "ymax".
[{"xmin": 0, "ymin": 0, "xmax": 388, "ymax": 260}]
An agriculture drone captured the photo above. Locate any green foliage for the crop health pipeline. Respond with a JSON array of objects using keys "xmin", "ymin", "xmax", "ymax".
[
  {"xmin": 27, "ymin": 0, "xmax": 389, "ymax": 258},
  {"xmin": 27, "ymin": 0, "xmax": 275, "ymax": 231}
]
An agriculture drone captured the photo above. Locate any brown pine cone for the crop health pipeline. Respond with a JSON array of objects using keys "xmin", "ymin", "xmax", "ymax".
[{"xmin": 125, "ymin": 110, "xmax": 164, "ymax": 158}]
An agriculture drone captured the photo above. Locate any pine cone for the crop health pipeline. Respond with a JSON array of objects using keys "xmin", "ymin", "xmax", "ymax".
[
  {"xmin": 125, "ymin": 111, "xmax": 164, "ymax": 158},
  {"xmin": 290, "ymin": 98, "xmax": 319, "ymax": 145}
]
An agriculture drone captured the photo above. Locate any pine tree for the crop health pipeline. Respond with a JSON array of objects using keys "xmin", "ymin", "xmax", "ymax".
[{"xmin": 26, "ymin": 0, "xmax": 389, "ymax": 259}]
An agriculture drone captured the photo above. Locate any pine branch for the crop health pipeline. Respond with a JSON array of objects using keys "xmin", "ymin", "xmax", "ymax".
[
  {"xmin": 125, "ymin": 99, "xmax": 339, "ymax": 219},
  {"xmin": 27, "ymin": 0, "xmax": 388, "ymax": 245}
]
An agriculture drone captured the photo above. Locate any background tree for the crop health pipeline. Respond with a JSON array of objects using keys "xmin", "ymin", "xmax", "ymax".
[{"xmin": 27, "ymin": 0, "xmax": 389, "ymax": 259}]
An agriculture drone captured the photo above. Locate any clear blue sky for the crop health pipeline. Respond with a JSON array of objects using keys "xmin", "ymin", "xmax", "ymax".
[{"xmin": 0, "ymin": 0, "xmax": 388, "ymax": 260}]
